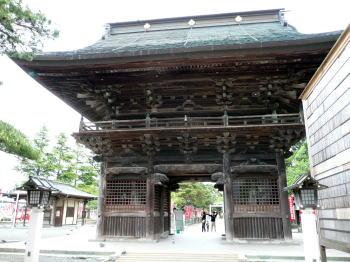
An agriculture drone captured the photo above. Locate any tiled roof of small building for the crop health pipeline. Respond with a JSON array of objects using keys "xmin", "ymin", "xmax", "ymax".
[
  {"xmin": 15, "ymin": 177, "xmax": 97, "ymax": 200},
  {"xmin": 50, "ymin": 181, "xmax": 97, "ymax": 199}
]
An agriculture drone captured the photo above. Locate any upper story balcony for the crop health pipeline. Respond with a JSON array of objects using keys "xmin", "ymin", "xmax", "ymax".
[{"xmin": 79, "ymin": 113, "xmax": 303, "ymax": 132}]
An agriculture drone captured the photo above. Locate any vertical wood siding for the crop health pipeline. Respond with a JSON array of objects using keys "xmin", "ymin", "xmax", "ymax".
[
  {"xmin": 231, "ymin": 176, "xmax": 285, "ymax": 239},
  {"xmin": 233, "ymin": 217, "xmax": 284, "ymax": 239},
  {"xmin": 103, "ymin": 216, "xmax": 146, "ymax": 237}
]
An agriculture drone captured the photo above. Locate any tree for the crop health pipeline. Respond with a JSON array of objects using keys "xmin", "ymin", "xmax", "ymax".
[
  {"xmin": 50, "ymin": 133, "xmax": 76, "ymax": 183},
  {"xmin": 16, "ymin": 126, "xmax": 53, "ymax": 176},
  {"xmin": 172, "ymin": 183, "xmax": 222, "ymax": 209},
  {"xmin": 0, "ymin": 0, "xmax": 58, "ymax": 58},
  {"xmin": 286, "ymin": 139, "xmax": 310, "ymax": 186},
  {"xmin": 72, "ymin": 144, "xmax": 99, "ymax": 186},
  {"xmin": 0, "ymin": 120, "xmax": 38, "ymax": 159},
  {"xmin": 73, "ymin": 144, "xmax": 99, "ymax": 209},
  {"xmin": 0, "ymin": 0, "xmax": 58, "ymax": 159}
]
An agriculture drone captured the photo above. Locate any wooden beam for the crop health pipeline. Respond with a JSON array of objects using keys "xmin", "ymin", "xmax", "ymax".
[
  {"xmin": 154, "ymin": 164, "xmax": 221, "ymax": 174},
  {"xmin": 106, "ymin": 166, "xmax": 147, "ymax": 174},
  {"xmin": 231, "ymin": 164, "xmax": 277, "ymax": 173}
]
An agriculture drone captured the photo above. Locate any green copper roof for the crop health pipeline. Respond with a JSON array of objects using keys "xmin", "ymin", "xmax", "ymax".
[{"xmin": 36, "ymin": 10, "xmax": 340, "ymax": 60}]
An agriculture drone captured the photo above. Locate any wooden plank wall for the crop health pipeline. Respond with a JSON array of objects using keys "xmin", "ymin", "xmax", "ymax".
[
  {"xmin": 103, "ymin": 216, "xmax": 146, "ymax": 237},
  {"xmin": 233, "ymin": 217, "xmax": 284, "ymax": 239},
  {"xmin": 231, "ymin": 175, "xmax": 285, "ymax": 239},
  {"xmin": 303, "ymin": 40, "xmax": 350, "ymax": 252}
]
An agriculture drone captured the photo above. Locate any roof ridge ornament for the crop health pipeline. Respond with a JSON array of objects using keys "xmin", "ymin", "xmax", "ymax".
[
  {"xmin": 234, "ymin": 15, "xmax": 242, "ymax": 23},
  {"xmin": 188, "ymin": 19, "xmax": 196, "ymax": 27},
  {"xmin": 184, "ymin": 19, "xmax": 195, "ymax": 47},
  {"xmin": 102, "ymin": 24, "xmax": 111, "ymax": 40},
  {"xmin": 233, "ymin": 15, "xmax": 262, "ymax": 46},
  {"xmin": 144, "ymin": 23, "xmax": 151, "ymax": 31}
]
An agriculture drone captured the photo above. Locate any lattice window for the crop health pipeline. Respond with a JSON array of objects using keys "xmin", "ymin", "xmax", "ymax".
[
  {"xmin": 232, "ymin": 178, "xmax": 280, "ymax": 213},
  {"xmin": 163, "ymin": 188, "xmax": 170, "ymax": 213},
  {"xmin": 154, "ymin": 186, "xmax": 161, "ymax": 212},
  {"xmin": 301, "ymin": 189, "xmax": 315, "ymax": 205},
  {"xmin": 105, "ymin": 179, "xmax": 146, "ymax": 212}
]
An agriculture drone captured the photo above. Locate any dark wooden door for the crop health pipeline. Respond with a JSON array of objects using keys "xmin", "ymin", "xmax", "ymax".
[{"xmin": 54, "ymin": 207, "xmax": 63, "ymax": 226}]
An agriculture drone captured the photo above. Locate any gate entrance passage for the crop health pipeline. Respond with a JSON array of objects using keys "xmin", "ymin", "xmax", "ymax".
[{"xmin": 15, "ymin": 9, "xmax": 340, "ymax": 240}]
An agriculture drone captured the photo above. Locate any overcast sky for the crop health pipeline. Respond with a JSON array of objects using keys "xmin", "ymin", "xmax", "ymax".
[{"xmin": 0, "ymin": 0, "xmax": 349, "ymax": 192}]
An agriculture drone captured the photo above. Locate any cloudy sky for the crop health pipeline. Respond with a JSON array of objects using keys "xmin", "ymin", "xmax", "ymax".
[{"xmin": 0, "ymin": 0, "xmax": 349, "ymax": 192}]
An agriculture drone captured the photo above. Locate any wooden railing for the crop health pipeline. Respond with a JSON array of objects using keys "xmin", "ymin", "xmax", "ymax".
[{"xmin": 80, "ymin": 113, "xmax": 302, "ymax": 131}]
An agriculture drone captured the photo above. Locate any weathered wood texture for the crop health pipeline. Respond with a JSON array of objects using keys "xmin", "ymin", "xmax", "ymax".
[
  {"xmin": 146, "ymin": 159, "xmax": 155, "ymax": 239},
  {"xmin": 223, "ymin": 152, "xmax": 234, "ymax": 241},
  {"xmin": 233, "ymin": 217, "xmax": 284, "ymax": 239},
  {"xmin": 99, "ymin": 167, "xmax": 170, "ymax": 239},
  {"xmin": 103, "ymin": 216, "xmax": 146, "ymax": 237},
  {"xmin": 96, "ymin": 161, "xmax": 107, "ymax": 238},
  {"xmin": 231, "ymin": 175, "xmax": 285, "ymax": 239},
  {"xmin": 276, "ymin": 151, "xmax": 292, "ymax": 239},
  {"xmin": 302, "ymin": 32, "xmax": 350, "ymax": 252}
]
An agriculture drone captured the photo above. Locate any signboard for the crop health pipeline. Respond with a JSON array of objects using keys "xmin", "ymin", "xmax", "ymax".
[{"xmin": 288, "ymin": 195, "xmax": 296, "ymax": 222}]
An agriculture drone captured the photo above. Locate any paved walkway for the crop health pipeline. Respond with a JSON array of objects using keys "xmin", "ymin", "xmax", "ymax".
[{"xmin": 0, "ymin": 219, "xmax": 349, "ymax": 261}]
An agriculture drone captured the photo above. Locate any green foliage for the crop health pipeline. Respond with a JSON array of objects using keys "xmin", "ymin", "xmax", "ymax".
[
  {"xmin": 73, "ymin": 144, "xmax": 99, "ymax": 187},
  {"xmin": 16, "ymin": 126, "xmax": 53, "ymax": 176},
  {"xmin": 0, "ymin": 120, "xmax": 38, "ymax": 159},
  {"xmin": 171, "ymin": 183, "xmax": 222, "ymax": 210},
  {"xmin": 17, "ymin": 128, "xmax": 99, "ymax": 195},
  {"xmin": 77, "ymin": 183, "xmax": 98, "ymax": 209},
  {"xmin": 0, "ymin": 1, "xmax": 57, "ymax": 158},
  {"xmin": 51, "ymin": 133, "xmax": 76, "ymax": 183},
  {"xmin": 73, "ymin": 144, "xmax": 99, "ymax": 207},
  {"xmin": 0, "ymin": 0, "xmax": 58, "ymax": 58},
  {"xmin": 286, "ymin": 139, "xmax": 310, "ymax": 186}
]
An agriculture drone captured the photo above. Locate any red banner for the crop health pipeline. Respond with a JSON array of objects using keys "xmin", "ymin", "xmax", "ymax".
[{"xmin": 288, "ymin": 195, "xmax": 296, "ymax": 222}]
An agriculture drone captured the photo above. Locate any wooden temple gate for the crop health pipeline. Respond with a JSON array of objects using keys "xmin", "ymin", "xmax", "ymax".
[{"xmin": 15, "ymin": 9, "xmax": 339, "ymax": 240}]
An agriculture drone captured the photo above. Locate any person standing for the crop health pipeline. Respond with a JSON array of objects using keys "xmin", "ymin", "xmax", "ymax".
[
  {"xmin": 205, "ymin": 212, "xmax": 211, "ymax": 232},
  {"xmin": 210, "ymin": 211, "xmax": 218, "ymax": 232},
  {"xmin": 201, "ymin": 211, "xmax": 207, "ymax": 232},
  {"xmin": 174, "ymin": 207, "xmax": 184, "ymax": 233}
]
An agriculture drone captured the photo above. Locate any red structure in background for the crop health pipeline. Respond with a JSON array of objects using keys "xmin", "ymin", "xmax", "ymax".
[
  {"xmin": 288, "ymin": 195, "xmax": 296, "ymax": 222},
  {"xmin": 184, "ymin": 206, "xmax": 203, "ymax": 222}
]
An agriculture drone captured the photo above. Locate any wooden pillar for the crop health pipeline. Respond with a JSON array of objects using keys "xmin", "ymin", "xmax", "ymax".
[
  {"xmin": 320, "ymin": 245, "xmax": 327, "ymax": 262},
  {"xmin": 50, "ymin": 198, "xmax": 56, "ymax": 226},
  {"xmin": 159, "ymin": 186, "xmax": 165, "ymax": 235},
  {"xmin": 146, "ymin": 154, "xmax": 155, "ymax": 239},
  {"xmin": 276, "ymin": 150, "xmax": 292, "ymax": 240},
  {"xmin": 96, "ymin": 160, "xmax": 107, "ymax": 239},
  {"xmin": 167, "ymin": 188, "xmax": 171, "ymax": 233},
  {"xmin": 223, "ymin": 151, "xmax": 234, "ymax": 241},
  {"xmin": 81, "ymin": 200, "xmax": 87, "ymax": 226}
]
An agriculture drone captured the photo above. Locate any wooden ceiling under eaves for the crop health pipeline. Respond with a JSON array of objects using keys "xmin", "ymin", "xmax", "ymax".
[
  {"xmin": 21, "ymin": 49, "xmax": 330, "ymax": 121},
  {"xmin": 15, "ymin": 9, "xmax": 340, "ymax": 122}
]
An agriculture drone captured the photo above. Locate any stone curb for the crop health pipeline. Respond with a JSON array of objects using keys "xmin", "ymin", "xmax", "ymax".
[
  {"xmin": 247, "ymin": 255, "xmax": 350, "ymax": 261},
  {"xmin": 0, "ymin": 247, "xmax": 116, "ymax": 256}
]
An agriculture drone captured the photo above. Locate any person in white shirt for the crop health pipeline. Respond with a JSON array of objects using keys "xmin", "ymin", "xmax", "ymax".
[{"xmin": 205, "ymin": 212, "xmax": 211, "ymax": 232}]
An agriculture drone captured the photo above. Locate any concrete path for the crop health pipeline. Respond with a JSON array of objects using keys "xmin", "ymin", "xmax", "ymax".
[{"xmin": 0, "ymin": 219, "xmax": 349, "ymax": 261}]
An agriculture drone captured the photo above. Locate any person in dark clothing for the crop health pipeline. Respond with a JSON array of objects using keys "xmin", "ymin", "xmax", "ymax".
[
  {"xmin": 210, "ymin": 211, "xmax": 218, "ymax": 232},
  {"xmin": 201, "ymin": 211, "xmax": 207, "ymax": 232}
]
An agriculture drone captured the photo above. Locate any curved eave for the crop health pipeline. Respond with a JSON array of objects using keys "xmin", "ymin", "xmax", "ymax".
[{"xmin": 15, "ymin": 33, "xmax": 340, "ymax": 68}]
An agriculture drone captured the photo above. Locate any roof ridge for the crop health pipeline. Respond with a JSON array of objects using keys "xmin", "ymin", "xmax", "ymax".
[{"xmin": 107, "ymin": 8, "xmax": 284, "ymax": 27}]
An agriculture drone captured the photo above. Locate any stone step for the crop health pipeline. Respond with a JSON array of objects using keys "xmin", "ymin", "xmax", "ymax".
[{"xmin": 117, "ymin": 252, "xmax": 246, "ymax": 262}]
